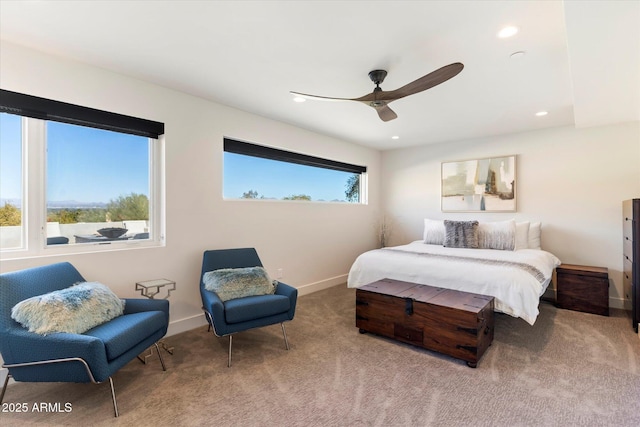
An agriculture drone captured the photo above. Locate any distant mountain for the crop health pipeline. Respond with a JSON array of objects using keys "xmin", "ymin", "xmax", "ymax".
[
  {"xmin": 1, "ymin": 199, "xmax": 108, "ymax": 209},
  {"xmin": 47, "ymin": 200, "xmax": 108, "ymax": 209}
]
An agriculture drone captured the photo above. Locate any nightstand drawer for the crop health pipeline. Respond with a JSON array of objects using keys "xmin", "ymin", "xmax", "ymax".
[{"xmin": 556, "ymin": 264, "xmax": 609, "ymax": 316}]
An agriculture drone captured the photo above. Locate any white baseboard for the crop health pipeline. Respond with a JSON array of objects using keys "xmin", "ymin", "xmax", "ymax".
[
  {"xmin": 609, "ymin": 296, "xmax": 629, "ymax": 311},
  {"xmin": 166, "ymin": 313, "xmax": 208, "ymax": 337},
  {"xmin": 0, "ymin": 368, "xmax": 11, "ymax": 386},
  {"xmin": 296, "ymin": 274, "xmax": 347, "ymax": 297}
]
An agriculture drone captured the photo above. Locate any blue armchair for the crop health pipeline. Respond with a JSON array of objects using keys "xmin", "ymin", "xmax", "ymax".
[
  {"xmin": 0, "ymin": 262, "xmax": 169, "ymax": 417},
  {"xmin": 200, "ymin": 248, "xmax": 297, "ymax": 367}
]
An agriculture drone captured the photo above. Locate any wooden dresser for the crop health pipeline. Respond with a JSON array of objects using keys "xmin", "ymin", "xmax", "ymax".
[{"xmin": 623, "ymin": 199, "xmax": 639, "ymax": 333}]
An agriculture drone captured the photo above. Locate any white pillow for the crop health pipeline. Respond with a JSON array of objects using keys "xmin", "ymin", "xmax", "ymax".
[
  {"xmin": 515, "ymin": 221, "xmax": 530, "ymax": 250},
  {"xmin": 528, "ymin": 222, "xmax": 542, "ymax": 250},
  {"xmin": 423, "ymin": 219, "xmax": 445, "ymax": 245},
  {"xmin": 477, "ymin": 219, "xmax": 516, "ymax": 251}
]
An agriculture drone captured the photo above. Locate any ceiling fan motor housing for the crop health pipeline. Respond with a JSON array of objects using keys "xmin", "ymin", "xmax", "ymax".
[
  {"xmin": 368, "ymin": 70, "xmax": 388, "ymax": 107},
  {"xmin": 368, "ymin": 70, "xmax": 388, "ymax": 85}
]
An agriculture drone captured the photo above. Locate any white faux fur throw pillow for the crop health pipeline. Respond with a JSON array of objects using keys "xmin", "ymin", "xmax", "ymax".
[
  {"xmin": 11, "ymin": 281, "xmax": 125, "ymax": 335},
  {"xmin": 203, "ymin": 267, "xmax": 277, "ymax": 302}
]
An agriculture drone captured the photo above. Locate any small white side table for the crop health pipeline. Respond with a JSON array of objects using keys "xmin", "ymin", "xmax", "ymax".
[{"xmin": 136, "ymin": 279, "xmax": 175, "ymax": 363}]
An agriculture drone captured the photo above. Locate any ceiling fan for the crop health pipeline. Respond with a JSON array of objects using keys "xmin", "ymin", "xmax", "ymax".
[{"xmin": 290, "ymin": 62, "xmax": 464, "ymax": 122}]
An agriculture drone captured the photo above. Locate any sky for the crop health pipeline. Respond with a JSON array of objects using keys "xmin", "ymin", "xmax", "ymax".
[
  {"xmin": 0, "ymin": 113, "xmax": 22, "ymax": 200},
  {"xmin": 0, "ymin": 113, "xmax": 149, "ymax": 204},
  {"xmin": 1, "ymin": 113, "xmax": 358, "ymax": 205},
  {"xmin": 223, "ymin": 152, "xmax": 357, "ymax": 202}
]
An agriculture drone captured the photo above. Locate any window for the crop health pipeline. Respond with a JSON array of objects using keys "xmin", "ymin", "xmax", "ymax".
[
  {"xmin": 0, "ymin": 90, "xmax": 164, "ymax": 256},
  {"xmin": 223, "ymin": 138, "xmax": 367, "ymax": 203}
]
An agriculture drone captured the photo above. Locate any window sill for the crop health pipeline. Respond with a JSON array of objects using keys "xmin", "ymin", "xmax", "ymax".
[{"xmin": 0, "ymin": 238, "xmax": 165, "ymax": 261}]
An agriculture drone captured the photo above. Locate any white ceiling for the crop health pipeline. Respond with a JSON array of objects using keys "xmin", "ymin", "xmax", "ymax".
[{"xmin": 1, "ymin": 1, "xmax": 638, "ymax": 150}]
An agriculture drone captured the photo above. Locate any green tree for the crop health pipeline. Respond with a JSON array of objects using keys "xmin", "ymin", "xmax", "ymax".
[
  {"xmin": 107, "ymin": 193, "xmax": 149, "ymax": 221},
  {"xmin": 242, "ymin": 190, "xmax": 260, "ymax": 199},
  {"xmin": 47, "ymin": 208, "xmax": 107, "ymax": 224},
  {"xmin": 58, "ymin": 209, "xmax": 80, "ymax": 224},
  {"xmin": 78, "ymin": 208, "xmax": 108, "ymax": 223},
  {"xmin": 283, "ymin": 194, "xmax": 311, "ymax": 201},
  {"xmin": 0, "ymin": 203, "xmax": 21, "ymax": 226},
  {"xmin": 345, "ymin": 174, "xmax": 360, "ymax": 202}
]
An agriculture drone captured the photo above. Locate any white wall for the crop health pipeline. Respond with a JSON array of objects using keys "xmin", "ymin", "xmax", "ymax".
[
  {"xmin": 381, "ymin": 122, "xmax": 640, "ymax": 309},
  {"xmin": 0, "ymin": 41, "xmax": 382, "ymax": 335}
]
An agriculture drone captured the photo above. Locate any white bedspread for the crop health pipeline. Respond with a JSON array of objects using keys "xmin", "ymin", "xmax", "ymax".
[{"xmin": 347, "ymin": 241, "xmax": 561, "ymax": 325}]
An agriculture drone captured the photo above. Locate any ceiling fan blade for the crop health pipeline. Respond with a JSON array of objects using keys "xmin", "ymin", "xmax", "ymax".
[
  {"xmin": 289, "ymin": 91, "xmax": 355, "ymax": 102},
  {"xmin": 373, "ymin": 104, "xmax": 397, "ymax": 122},
  {"xmin": 353, "ymin": 63, "xmax": 464, "ymax": 103},
  {"xmin": 384, "ymin": 62, "xmax": 464, "ymax": 101}
]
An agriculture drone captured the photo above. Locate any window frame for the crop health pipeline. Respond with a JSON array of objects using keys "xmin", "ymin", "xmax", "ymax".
[
  {"xmin": 0, "ymin": 91, "xmax": 165, "ymax": 259},
  {"xmin": 223, "ymin": 138, "xmax": 368, "ymax": 204}
]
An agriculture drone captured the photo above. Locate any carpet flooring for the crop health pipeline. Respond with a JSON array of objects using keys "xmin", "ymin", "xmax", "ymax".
[{"xmin": 2, "ymin": 284, "xmax": 639, "ymax": 426}]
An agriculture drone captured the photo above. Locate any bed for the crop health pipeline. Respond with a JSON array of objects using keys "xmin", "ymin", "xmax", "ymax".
[{"xmin": 347, "ymin": 219, "xmax": 561, "ymax": 325}]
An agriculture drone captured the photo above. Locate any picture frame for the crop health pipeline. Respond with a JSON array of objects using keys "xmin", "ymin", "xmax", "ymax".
[{"xmin": 441, "ymin": 155, "xmax": 516, "ymax": 212}]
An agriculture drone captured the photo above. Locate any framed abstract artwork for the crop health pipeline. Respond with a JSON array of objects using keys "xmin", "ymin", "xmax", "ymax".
[{"xmin": 441, "ymin": 155, "xmax": 516, "ymax": 212}]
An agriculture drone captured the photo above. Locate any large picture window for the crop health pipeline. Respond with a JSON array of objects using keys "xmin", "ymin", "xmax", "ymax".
[
  {"xmin": 223, "ymin": 138, "xmax": 367, "ymax": 203},
  {"xmin": 0, "ymin": 90, "xmax": 164, "ymax": 256}
]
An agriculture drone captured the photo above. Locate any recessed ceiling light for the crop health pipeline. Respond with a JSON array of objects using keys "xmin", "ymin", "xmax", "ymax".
[
  {"xmin": 391, "ymin": 135, "xmax": 399, "ymax": 140},
  {"xmin": 293, "ymin": 96, "xmax": 306, "ymax": 103},
  {"xmin": 510, "ymin": 51, "xmax": 526, "ymax": 59},
  {"xmin": 535, "ymin": 111, "xmax": 548, "ymax": 117},
  {"xmin": 498, "ymin": 26, "xmax": 519, "ymax": 38}
]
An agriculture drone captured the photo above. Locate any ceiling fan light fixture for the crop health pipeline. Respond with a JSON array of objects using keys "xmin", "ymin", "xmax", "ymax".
[{"xmin": 498, "ymin": 26, "xmax": 519, "ymax": 38}]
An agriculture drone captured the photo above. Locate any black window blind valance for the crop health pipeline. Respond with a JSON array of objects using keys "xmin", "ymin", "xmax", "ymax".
[
  {"xmin": 0, "ymin": 89, "xmax": 164, "ymax": 138},
  {"xmin": 224, "ymin": 138, "xmax": 367, "ymax": 174}
]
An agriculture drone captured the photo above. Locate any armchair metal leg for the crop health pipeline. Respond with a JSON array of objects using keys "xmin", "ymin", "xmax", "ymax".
[
  {"xmin": 281, "ymin": 323, "xmax": 290, "ymax": 350},
  {"xmin": 108, "ymin": 376, "xmax": 119, "ymax": 418},
  {"xmin": 228, "ymin": 335, "xmax": 233, "ymax": 368},
  {"xmin": 154, "ymin": 342, "xmax": 167, "ymax": 371},
  {"xmin": 0, "ymin": 372, "xmax": 10, "ymax": 404},
  {"xmin": 138, "ymin": 341, "xmax": 171, "ymax": 367}
]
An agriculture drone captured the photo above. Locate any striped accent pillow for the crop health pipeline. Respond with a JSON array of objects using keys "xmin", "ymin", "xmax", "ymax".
[{"xmin": 478, "ymin": 220, "xmax": 516, "ymax": 251}]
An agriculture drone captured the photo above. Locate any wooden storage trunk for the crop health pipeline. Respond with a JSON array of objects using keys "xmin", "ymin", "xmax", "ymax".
[
  {"xmin": 556, "ymin": 264, "xmax": 609, "ymax": 316},
  {"xmin": 356, "ymin": 278, "xmax": 494, "ymax": 368}
]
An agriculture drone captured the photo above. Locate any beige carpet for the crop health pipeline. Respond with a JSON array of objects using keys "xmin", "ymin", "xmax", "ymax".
[{"xmin": 2, "ymin": 284, "xmax": 639, "ymax": 426}]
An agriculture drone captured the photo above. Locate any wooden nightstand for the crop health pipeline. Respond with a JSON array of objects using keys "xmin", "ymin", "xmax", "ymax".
[{"xmin": 556, "ymin": 264, "xmax": 609, "ymax": 316}]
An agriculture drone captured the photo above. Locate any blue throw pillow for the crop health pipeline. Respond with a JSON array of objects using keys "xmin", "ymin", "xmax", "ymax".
[
  {"xmin": 203, "ymin": 267, "xmax": 277, "ymax": 302},
  {"xmin": 11, "ymin": 281, "xmax": 125, "ymax": 335}
]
